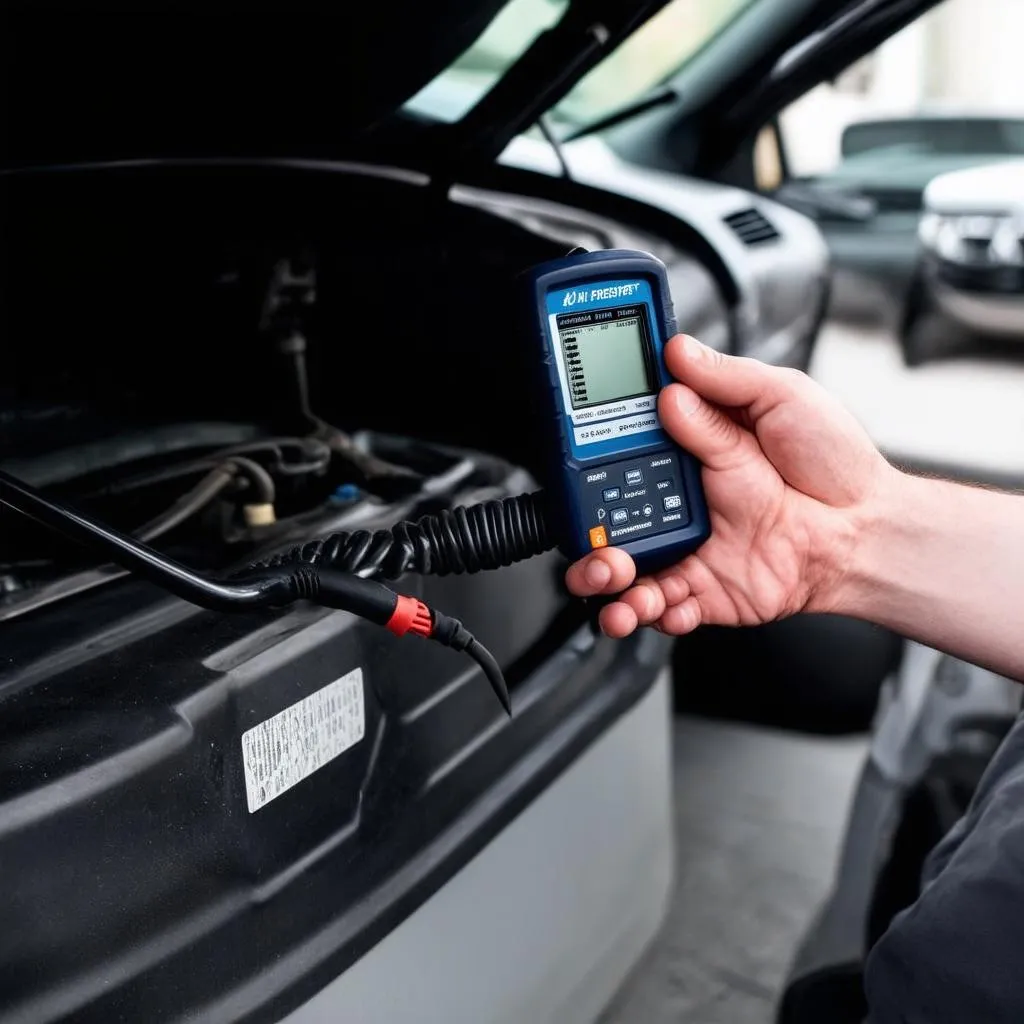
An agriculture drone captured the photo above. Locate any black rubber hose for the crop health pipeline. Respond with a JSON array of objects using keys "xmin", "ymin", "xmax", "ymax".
[
  {"xmin": 220, "ymin": 437, "xmax": 332, "ymax": 477},
  {"xmin": 0, "ymin": 469, "xmax": 312, "ymax": 612},
  {"xmin": 251, "ymin": 491, "xmax": 555, "ymax": 579},
  {"xmin": 87, "ymin": 454, "xmax": 276, "ymax": 507},
  {"xmin": 223, "ymin": 456, "xmax": 276, "ymax": 506},
  {"xmin": 134, "ymin": 464, "xmax": 238, "ymax": 543}
]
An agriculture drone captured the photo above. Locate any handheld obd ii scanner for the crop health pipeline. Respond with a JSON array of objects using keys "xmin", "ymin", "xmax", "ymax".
[{"xmin": 521, "ymin": 248, "xmax": 711, "ymax": 575}]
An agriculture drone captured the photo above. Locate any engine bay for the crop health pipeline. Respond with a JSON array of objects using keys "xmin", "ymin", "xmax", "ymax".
[
  {"xmin": 1, "ymin": 165, "xmax": 561, "ymax": 610},
  {"xmin": 0, "ymin": 161, "xmax": 736, "ymax": 621}
]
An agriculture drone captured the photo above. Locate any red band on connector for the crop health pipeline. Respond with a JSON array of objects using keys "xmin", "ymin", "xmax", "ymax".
[{"xmin": 386, "ymin": 595, "xmax": 433, "ymax": 638}]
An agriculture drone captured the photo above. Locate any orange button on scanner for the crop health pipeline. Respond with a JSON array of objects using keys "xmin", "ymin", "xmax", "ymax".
[{"xmin": 589, "ymin": 526, "xmax": 608, "ymax": 549}]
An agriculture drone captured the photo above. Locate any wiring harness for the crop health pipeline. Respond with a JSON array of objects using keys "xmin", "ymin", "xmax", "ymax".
[
  {"xmin": 253, "ymin": 491, "xmax": 552, "ymax": 578},
  {"xmin": 0, "ymin": 469, "xmax": 560, "ymax": 716}
]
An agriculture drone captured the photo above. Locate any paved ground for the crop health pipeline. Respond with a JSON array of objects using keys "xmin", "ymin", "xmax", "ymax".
[
  {"xmin": 596, "ymin": 323, "xmax": 1023, "ymax": 1023},
  {"xmin": 810, "ymin": 322, "xmax": 1024, "ymax": 476},
  {"xmin": 600, "ymin": 717, "xmax": 867, "ymax": 1024}
]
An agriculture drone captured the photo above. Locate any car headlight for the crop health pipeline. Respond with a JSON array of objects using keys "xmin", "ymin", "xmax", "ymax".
[
  {"xmin": 920, "ymin": 212, "xmax": 1024, "ymax": 266},
  {"xmin": 991, "ymin": 218, "xmax": 1024, "ymax": 264},
  {"xmin": 918, "ymin": 212, "xmax": 943, "ymax": 249}
]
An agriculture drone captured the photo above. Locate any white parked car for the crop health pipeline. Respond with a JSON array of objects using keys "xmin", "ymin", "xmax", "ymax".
[{"xmin": 901, "ymin": 160, "xmax": 1024, "ymax": 364}]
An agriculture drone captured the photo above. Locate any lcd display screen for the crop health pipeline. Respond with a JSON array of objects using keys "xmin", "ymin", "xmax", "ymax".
[{"xmin": 558, "ymin": 308, "xmax": 655, "ymax": 410}]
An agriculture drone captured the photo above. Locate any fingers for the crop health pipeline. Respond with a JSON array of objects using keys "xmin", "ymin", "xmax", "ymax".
[
  {"xmin": 598, "ymin": 580, "xmax": 701, "ymax": 638},
  {"xmin": 598, "ymin": 602, "xmax": 639, "ymax": 638},
  {"xmin": 664, "ymin": 334, "xmax": 799, "ymax": 413},
  {"xmin": 619, "ymin": 578, "xmax": 667, "ymax": 625},
  {"xmin": 565, "ymin": 546, "xmax": 636, "ymax": 597},
  {"xmin": 595, "ymin": 579, "xmax": 667, "ymax": 637},
  {"xmin": 565, "ymin": 551, "xmax": 668, "ymax": 639},
  {"xmin": 658, "ymin": 383, "xmax": 758, "ymax": 472},
  {"xmin": 657, "ymin": 597, "xmax": 702, "ymax": 636},
  {"xmin": 564, "ymin": 554, "xmax": 702, "ymax": 640},
  {"xmin": 655, "ymin": 567, "xmax": 691, "ymax": 606}
]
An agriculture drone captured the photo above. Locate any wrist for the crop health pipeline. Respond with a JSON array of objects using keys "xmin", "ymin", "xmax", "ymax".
[
  {"xmin": 800, "ymin": 461, "xmax": 1024, "ymax": 680},
  {"xmin": 809, "ymin": 461, "xmax": 913, "ymax": 618}
]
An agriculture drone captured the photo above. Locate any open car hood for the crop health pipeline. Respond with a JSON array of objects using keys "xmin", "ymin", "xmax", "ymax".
[
  {"xmin": 2, "ymin": 0, "xmax": 940, "ymax": 177},
  {"xmin": 1, "ymin": 0, "xmax": 671, "ymax": 173},
  {"xmin": 2, "ymin": 0, "xmax": 505, "ymax": 168}
]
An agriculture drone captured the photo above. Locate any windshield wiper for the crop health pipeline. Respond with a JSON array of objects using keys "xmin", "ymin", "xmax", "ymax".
[
  {"xmin": 562, "ymin": 85, "xmax": 678, "ymax": 143},
  {"xmin": 537, "ymin": 115, "xmax": 573, "ymax": 180}
]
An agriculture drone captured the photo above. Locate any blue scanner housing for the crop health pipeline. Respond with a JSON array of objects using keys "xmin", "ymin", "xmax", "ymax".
[{"xmin": 523, "ymin": 249, "xmax": 711, "ymax": 574}]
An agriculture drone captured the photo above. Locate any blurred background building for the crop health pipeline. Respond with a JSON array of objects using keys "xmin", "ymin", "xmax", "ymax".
[{"xmin": 783, "ymin": 0, "xmax": 1024, "ymax": 174}]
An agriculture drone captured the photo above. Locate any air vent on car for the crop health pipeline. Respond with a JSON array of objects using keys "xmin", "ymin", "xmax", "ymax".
[{"xmin": 723, "ymin": 207, "xmax": 781, "ymax": 246}]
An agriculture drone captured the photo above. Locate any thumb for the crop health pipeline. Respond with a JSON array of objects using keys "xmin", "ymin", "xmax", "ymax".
[
  {"xmin": 665, "ymin": 334, "xmax": 792, "ymax": 415},
  {"xmin": 658, "ymin": 383, "xmax": 758, "ymax": 471}
]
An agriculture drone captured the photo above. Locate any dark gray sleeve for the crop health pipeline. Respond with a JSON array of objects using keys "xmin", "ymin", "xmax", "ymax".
[{"xmin": 865, "ymin": 712, "xmax": 1024, "ymax": 1024}]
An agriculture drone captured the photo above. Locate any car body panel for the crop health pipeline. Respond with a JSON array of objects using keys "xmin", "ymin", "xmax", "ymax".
[
  {"xmin": 0, "ymin": 445, "xmax": 674, "ymax": 1022},
  {"xmin": 929, "ymin": 283, "xmax": 1024, "ymax": 338},
  {"xmin": 282, "ymin": 672, "xmax": 674, "ymax": 1024}
]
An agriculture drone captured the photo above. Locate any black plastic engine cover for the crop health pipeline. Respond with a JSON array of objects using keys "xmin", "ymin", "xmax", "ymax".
[{"xmin": 0, "ymin": 483, "xmax": 667, "ymax": 1023}]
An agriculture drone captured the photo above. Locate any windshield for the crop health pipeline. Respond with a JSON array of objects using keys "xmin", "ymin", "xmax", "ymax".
[{"xmin": 403, "ymin": 0, "xmax": 755, "ymax": 131}]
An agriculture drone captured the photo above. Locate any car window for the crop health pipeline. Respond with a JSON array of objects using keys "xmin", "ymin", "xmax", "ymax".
[
  {"xmin": 843, "ymin": 119, "xmax": 1024, "ymax": 159},
  {"xmin": 403, "ymin": 0, "xmax": 754, "ymax": 130}
]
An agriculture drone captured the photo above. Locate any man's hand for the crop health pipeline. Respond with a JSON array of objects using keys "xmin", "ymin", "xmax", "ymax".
[{"xmin": 565, "ymin": 334, "xmax": 893, "ymax": 638}]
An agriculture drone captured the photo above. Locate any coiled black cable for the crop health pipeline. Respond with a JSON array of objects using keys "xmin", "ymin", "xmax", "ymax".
[
  {"xmin": 252, "ymin": 491, "xmax": 555, "ymax": 579},
  {"xmin": 0, "ymin": 470, "xmax": 553, "ymax": 714}
]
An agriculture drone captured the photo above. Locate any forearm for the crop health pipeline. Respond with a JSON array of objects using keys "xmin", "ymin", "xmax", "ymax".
[{"xmin": 835, "ymin": 469, "xmax": 1024, "ymax": 681}]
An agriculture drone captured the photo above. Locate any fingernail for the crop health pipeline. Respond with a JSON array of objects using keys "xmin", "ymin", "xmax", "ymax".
[
  {"xmin": 682, "ymin": 334, "xmax": 704, "ymax": 359},
  {"xmin": 585, "ymin": 560, "xmax": 611, "ymax": 588},
  {"xmin": 671, "ymin": 386, "xmax": 700, "ymax": 418}
]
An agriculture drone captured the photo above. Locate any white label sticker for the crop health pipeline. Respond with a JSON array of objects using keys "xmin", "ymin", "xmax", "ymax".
[
  {"xmin": 573, "ymin": 411, "xmax": 660, "ymax": 447},
  {"xmin": 241, "ymin": 667, "xmax": 365, "ymax": 813}
]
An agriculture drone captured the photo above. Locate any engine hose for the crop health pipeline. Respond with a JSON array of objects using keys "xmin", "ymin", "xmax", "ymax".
[{"xmin": 251, "ymin": 491, "xmax": 556, "ymax": 579}]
